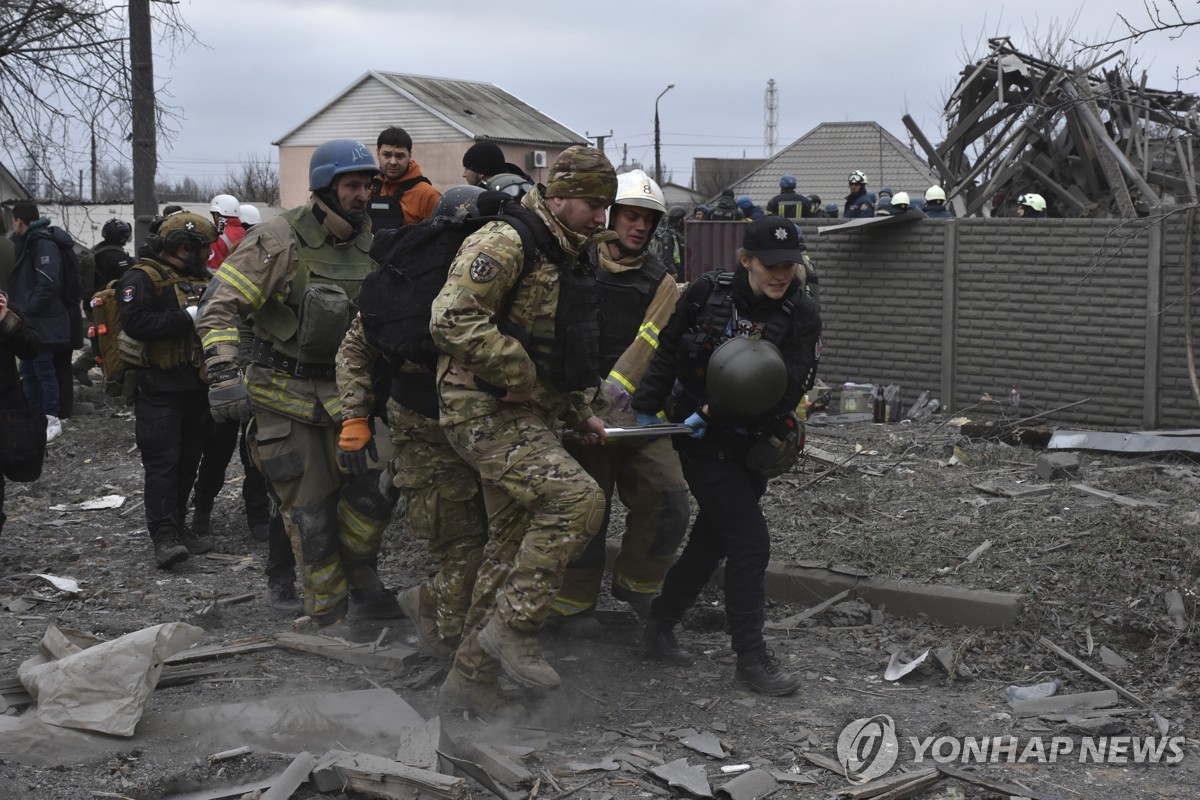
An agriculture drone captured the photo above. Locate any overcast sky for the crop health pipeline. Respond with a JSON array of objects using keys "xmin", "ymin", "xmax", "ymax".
[{"xmin": 150, "ymin": 0, "xmax": 1199, "ymax": 189}]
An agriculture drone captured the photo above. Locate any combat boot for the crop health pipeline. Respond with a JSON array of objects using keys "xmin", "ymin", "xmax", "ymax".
[
  {"xmin": 179, "ymin": 526, "xmax": 214, "ymax": 555},
  {"xmin": 439, "ymin": 668, "xmax": 527, "ymax": 719},
  {"xmin": 611, "ymin": 584, "xmax": 655, "ymax": 620},
  {"xmin": 642, "ymin": 618, "xmax": 694, "ymax": 666},
  {"xmin": 190, "ymin": 498, "xmax": 214, "ymax": 537},
  {"xmin": 734, "ymin": 650, "xmax": 799, "ymax": 696},
  {"xmin": 543, "ymin": 609, "xmax": 603, "ymax": 639},
  {"xmin": 348, "ymin": 585, "xmax": 405, "ymax": 621},
  {"xmin": 152, "ymin": 528, "xmax": 189, "ymax": 569},
  {"xmin": 478, "ymin": 617, "xmax": 561, "ymax": 689},
  {"xmin": 398, "ymin": 583, "xmax": 456, "ymax": 659},
  {"xmin": 266, "ymin": 579, "xmax": 304, "ymax": 616}
]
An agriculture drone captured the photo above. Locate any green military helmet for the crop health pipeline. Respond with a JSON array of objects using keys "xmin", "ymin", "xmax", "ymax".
[{"xmin": 706, "ymin": 336, "xmax": 788, "ymax": 417}]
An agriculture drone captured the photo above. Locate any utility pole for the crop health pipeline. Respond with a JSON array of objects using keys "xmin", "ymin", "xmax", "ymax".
[
  {"xmin": 129, "ymin": 0, "xmax": 156, "ymax": 250},
  {"xmin": 654, "ymin": 83, "xmax": 674, "ymax": 186},
  {"xmin": 764, "ymin": 78, "xmax": 778, "ymax": 157},
  {"xmin": 587, "ymin": 130, "xmax": 613, "ymax": 154}
]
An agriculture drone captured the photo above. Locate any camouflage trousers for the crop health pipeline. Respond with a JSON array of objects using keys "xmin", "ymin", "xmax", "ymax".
[
  {"xmin": 444, "ymin": 405, "xmax": 605, "ymax": 682},
  {"xmin": 386, "ymin": 400, "xmax": 486, "ymax": 642},
  {"xmin": 552, "ymin": 435, "xmax": 690, "ymax": 616},
  {"xmin": 249, "ymin": 407, "xmax": 396, "ymax": 622}
]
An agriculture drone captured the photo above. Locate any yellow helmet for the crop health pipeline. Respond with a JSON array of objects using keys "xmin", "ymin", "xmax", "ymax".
[{"xmin": 890, "ymin": 191, "xmax": 910, "ymax": 208}]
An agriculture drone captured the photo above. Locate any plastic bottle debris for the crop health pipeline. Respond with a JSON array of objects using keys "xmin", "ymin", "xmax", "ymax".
[
  {"xmin": 1008, "ymin": 384, "xmax": 1020, "ymax": 416},
  {"xmin": 1005, "ymin": 678, "xmax": 1062, "ymax": 702}
]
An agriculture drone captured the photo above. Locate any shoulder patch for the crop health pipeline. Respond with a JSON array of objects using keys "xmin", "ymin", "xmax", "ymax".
[
  {"xmin": 469, "ymin": 253, "xmax": 503, "ymax": 283},
  {"xmin": 121, "ymin": 286, "xmax": 136, "ymax": 303}
]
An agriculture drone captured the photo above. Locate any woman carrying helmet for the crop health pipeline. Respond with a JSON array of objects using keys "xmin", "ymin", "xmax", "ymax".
[{"xmin": 631, "ymin": 215, "xmax": 822, "ymax": 696}]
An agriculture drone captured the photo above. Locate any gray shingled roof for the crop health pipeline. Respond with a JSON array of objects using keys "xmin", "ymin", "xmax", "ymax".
[{"xmin": 731, "ymin": 121, "xmax": 935, "ymax": 209}]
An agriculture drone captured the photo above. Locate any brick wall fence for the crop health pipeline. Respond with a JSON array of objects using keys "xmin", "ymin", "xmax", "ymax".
[{"xmin": 684, "ymin": 215, "xmax": 1200, "ymax": 430}]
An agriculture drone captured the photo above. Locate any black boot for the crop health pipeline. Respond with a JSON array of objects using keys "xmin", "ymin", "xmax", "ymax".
[
  {"xmin": 642, "ymin": 618, "xmax": 693, "ymax": 666},
  {"xmin": 734, "ymin": 649, "xmax": 799, "ymax": 696},
  {"xmin": 266, "ymin": 579, "xmax": 304, "ymax": 616},
  {"xmin": 191, "ymin": 497, "xmax": 214, "ymax": 537},
  {"xmin": 348, "ymin": 585, "xmax": 405, "ymax": 621},
  {"xmin": 152, "ymin": 528, "xmax": 189, "ymax": 569}
]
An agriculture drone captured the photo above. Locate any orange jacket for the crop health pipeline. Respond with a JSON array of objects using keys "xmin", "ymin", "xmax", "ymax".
[
  {"xmin": 207, "ymin": 217, "xmax": 245, "ymax": 273},
  {"xmin": 368, "ymin": 159, "xmax": 441, "ymax": 229}
]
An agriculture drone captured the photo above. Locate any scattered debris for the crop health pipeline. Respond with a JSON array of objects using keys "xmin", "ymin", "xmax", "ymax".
[
  {"xmin": 836, "ymin": 766, "xmax": 939, "ymax": 799},
  {"xmin": 1038, "ymin": 637, "xmax": 1151, "ymax": 709},
  {"xmin": 883, "ymin": 649, "xmax": 929, "ymax": 682},
  {"xmin": 1098, "ymin": 645, "xmax": 1129, "ymax": 670},
  {"xmin": 1008, "ymin": 688, "xmax": 1118, "ymax": 718},
  {"xmin": 768, "ymin": 591, "xmax": 854, "ymax": 630},
  {"xmin": 972, "ymin": 480, "xmax": 1053, "ymax": 500},
  {"xmin": 30, "ymin": 574, "xmax": 81, "ymax": 595},
  {"xmin": 1163, "ymin": 590, "xmax": 1187, "ymax": 631},
  {"xmin": 49, "ymin": 494, "xmax": 126, "ymax": 512},
  {"xmin": 1005, "ymin": 678, "xmax": 1062, "ymax": 703},
  {"xmin": 1049, "ymin": 429, "xmax": 1200, "ymax": 456},
  {"xmin": 274, "ymin": 630, "xmax": 419, "ymax": 670},
  {"xmin": 936, "ymin": 762, "xmax": 1058, "ymax": 800},
  {"xmin": 1070, "ymin": 483, "xmax": 1165, "ymax": 508},
  {"xmin": 679, "ymin": 731, "xmax": 727, "ymax": 758},
  {"xmin": 462, "ymin": 742, "xmax": 536, "ymax": 788},
  {"xmin": 261, "ymin": 751, "xmax": 316, "ymax": 800},
  {"xmin": 714, "ymin": 767, "xmax": 778, "ymax": 800},
  {"xmin": 650, "ymin": 758, "xmax": 713, "ymax": 798},
  {"xmin": 311, "ymin": 749, "xmax": 468, "ymax": 800},
  {"xmin": 206, "ymin": 745, "xmax": 251, "ymax": 764},
  {"xmin": 1035, "ymin": 452, "xmax": 1080, "ymax": 481}
]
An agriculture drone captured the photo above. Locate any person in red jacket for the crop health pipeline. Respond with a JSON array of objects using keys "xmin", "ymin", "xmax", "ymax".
[
  {"xmin": 367, "ymin": 126, "xmax": 441, "ymax": 231},
  {"xmin": 206, "ymin": 194, "xmax": 244, "ymax": 274}
]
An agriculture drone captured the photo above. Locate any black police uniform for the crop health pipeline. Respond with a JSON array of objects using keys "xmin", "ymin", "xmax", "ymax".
[
  {"xmin": 632, "ymin": 267, "xmax": 821, "ymax": 661},
  {"xmin": 93, "ymin": 245, "xmax": 134, "ymax": 292},
  {"xmin": 844, "ymin": 187, "xmax": 875, "ymax": 218},
  {"xmin": 117, "ymin": 258, "xmax": 212, "ymax": 552}
]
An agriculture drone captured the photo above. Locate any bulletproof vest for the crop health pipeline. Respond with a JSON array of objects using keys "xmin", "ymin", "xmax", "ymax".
[
  {"xmin": 678, "ymin": 270, "xmax": 800, "ymax": 401},
  {"xmin": 774, "ymin": 191, "xmax": 807, "ymax": 220},
  {"xmin": 250, "ymin": 205, "xmax": 371, "ymax": 364},
  {"xmin": 120, "ymin": 261, "xmax": 208, "ymax": 372},
  {"xmin": 367, "ymin": 175, "xmax": 433, "ymax": 232},
  {"xmin": 592, "ymin": 247, "xmax": 669, "ymax": 377}
]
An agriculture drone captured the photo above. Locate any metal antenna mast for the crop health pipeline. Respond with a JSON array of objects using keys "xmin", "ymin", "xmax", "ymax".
[{"xmin": 764, "ymin": 78, "xmax": 778, "ymax": 157}]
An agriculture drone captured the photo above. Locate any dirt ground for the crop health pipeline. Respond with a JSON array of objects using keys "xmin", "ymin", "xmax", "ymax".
[{"xmin": 1, "ymin": 384, "xmax": 1198, "ymax": 800}]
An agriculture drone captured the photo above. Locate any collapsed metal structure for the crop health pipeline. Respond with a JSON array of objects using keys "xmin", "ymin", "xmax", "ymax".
[{"xmin": 903, "ymin": 38, "xmax": 1200, "ymax": 218}]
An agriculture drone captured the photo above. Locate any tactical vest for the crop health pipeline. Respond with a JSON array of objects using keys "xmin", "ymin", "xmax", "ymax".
[
  {"xmin": 250, "ymin": 205, "xmax": 372, "ymax": 365},
  {"xmin": 593, "ymin": 248, "xmax": 669, "ymax": 377},
  {"xmin": 678, "ymin": 270, "xmax": 800, "ymax": 402},
  {"xmin": 367, "ymin": 175, "xmax": 433, "ymax": 232},
  {"xmin": 118, "ymin": 261, "xmax": 208, "ymax": 372}
]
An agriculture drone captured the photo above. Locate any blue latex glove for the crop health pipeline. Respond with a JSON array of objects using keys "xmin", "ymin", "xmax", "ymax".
[
  {"xmin": 635, "ymin": 413, "xmax": 661, "ymax": 427},
  {"xmin": 683, "ymin": 411, "xmax": 708, "ymax": 439}
]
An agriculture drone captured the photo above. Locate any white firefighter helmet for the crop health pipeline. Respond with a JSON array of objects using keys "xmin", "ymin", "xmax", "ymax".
[
  {"xmin": 209, "ymin": 193, "xmax": 240, "ymax": 217},
  {"xmin": 237, "ymin": 204, "xmax": 262, "ymax": 226},
  {"xmin": 607, "ymin": 169, "xmax": 666, "ymax": 230},
  {"xmin": 925, "ymin": 185, "xmax": 947, "ymax": 203}
]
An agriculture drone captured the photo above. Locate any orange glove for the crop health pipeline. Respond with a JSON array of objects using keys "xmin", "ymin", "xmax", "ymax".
[
  {"xmin": 338, "ymin": 417, "xmax": 372, "ymax": 451},
  {"xmin": 337, "ymin": 417, "xmax": 376, "ymax": 475}
]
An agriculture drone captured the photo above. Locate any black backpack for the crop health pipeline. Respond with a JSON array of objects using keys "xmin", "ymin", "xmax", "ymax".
[{"xmin": 358, "ymin": 195, "xmax": 551, "ymax": 371}]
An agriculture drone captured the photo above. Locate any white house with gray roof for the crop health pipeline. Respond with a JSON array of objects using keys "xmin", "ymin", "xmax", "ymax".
[{"xmin": 274, "ymin": 71, "xmax": 587, "ymax": 207}]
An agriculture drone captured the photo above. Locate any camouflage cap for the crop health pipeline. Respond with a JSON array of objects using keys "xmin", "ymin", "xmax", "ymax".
[{"xmin": 544, "ymin": 145, "xmax": 617, "ymax": 204}]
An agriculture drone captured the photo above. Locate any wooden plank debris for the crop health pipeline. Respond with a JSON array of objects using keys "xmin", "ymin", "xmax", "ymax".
[
  {"xmin": 1069, "ymin": 483, "xmax": 1165, "ymax": 508},
  {"xmin": 275, "ymin": 631, "xmax": 419, "ymax": 670},
  {"xmin": 766, "ymin": 589, "xmax": 852, "ymax": 630},
  {"xmin": 836, "ymin": 767, "xmax": 939, "ymax": 799},
  {"xmin": 311, "ymin": 749, "xmax": 469, "ymax": 800},
  {"xmin": 907, "ymin": 39, "xmax": 1200, "ymax": 218}
]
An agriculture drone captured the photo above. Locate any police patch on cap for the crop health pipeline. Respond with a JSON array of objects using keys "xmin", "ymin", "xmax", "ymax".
[
  {"xmin": 742, "ymin": 215, "xmax": 804, "ymax": 266},
  {"xmin": 469, "ymin": 253, "xmax": 502, "ymax": 283}
]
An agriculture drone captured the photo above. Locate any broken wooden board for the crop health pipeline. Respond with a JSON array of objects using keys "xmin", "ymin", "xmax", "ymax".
[
  {"xmin": 460, "ymin": 742, "xmax": 535, "ymax": 788},
  {"xmin": 766, "ymin": 589, "xmax": 852, "ymax": 630},
  {"xmin": 972, "ymin": 479, "xmax": 1053, "ymax": 499},
  {"xmin": 1070, "ymin": 483, "xmax": 1165, "ymax": 508},
  {"xmin": 164, "ymin": 635, "xmax": 274, "ymax": 664},
  {"xmin": 275, "ymin": 631, "xmax": 419, "ymax": 669},
  {"xmin": 1048, "ymin": 429, "xmax": 1200, "ymax": 456},
  {"xmin": 1009, "ymin": 688, "xmax": 1119, "ymax": 717},
  {"xmin": 311, "ymin": 749, "xmax": 468, "ymax": 800}
]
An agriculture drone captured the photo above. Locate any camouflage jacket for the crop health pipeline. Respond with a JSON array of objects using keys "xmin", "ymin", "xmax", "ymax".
[{"xmin": 430, "ymin": 188, "xmax": 608, "ymax": 428}]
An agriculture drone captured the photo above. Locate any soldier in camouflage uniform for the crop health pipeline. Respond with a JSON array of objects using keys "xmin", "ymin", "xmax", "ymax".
[
  {"xmin": 336, "ymin": 310, "xmax": 486, "ymax": 659},
  {"xmin": 197, "ymin": 139, "xmax": 401, "ymax": 634},
  {"xmin": 549, "ymin": 170, "xmax": 690, "ymax": 633},
  {"xmin": 430, "ymin": 146, "xmax": 617, "ymax": 715}
]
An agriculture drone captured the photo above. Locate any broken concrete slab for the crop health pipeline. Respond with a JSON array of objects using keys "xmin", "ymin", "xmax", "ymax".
[
  {"xmin": 1009, "ymin": 688, "xmax": 1119, "ymax": 717},
  {"xmin": 650, "ymin": 758, "xmax": 712, "ymax": 798},
  {"xmin": 311, "ymin": 749, "xmax": 468, "ymax": 799},
  {"xmin": 1099, "ymin": 646, "xmax": 1129, "ymax": 670},
  {"xmin": 680, "ymin": 730, "xmax": 727, "ymax": 758},
  {"xmin": 260, "ymin": 751, "xmax": 316, "ymax": 800},
  {"xmin": 1036, "ymin": 452, "xmax": 1080, "ymax": 481},
  {"xmin": 715, "ymin": 768, "xmax": 778, "ymax": 800},
  {"xmin": 462, "ymin": 742, "xmax": 535, "ymax": 788},
  {"xmin": 0, "ymin": 688, "xmax": 423, "ymax": 767}
]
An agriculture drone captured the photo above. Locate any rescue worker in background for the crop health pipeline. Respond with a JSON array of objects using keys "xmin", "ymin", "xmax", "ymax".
[
  {"xmin": 824, "ymin": 202, "xmax": 839, "ymax": 218},
  {"xmin": 548, "ymin": 170, "xmax": 690, "ymax": 635},
  {"xmin": 876, "ymin": 186, "xmax": 894, "ymax": 206},
  {"xmin": 368, "ymin": 126, "xmax": 441, "ymax": 231},
  {"xmin": 923, "ymin": 186, "xmax": 954, "ymax": 219},
  {"xmin": 806, "ymin": 195, "xmax": 826, "ymax": 218},
  {"xmin": 75, "ymin": 218, "xmax": 135, "ymax": 386},
  {"xmin": 461, "ymin": 140, "xmax": 534, "ymax": 189},
  {"xmin": 118, "ymin": 212, "xmax": 216, "ymax": 567},
  {"xmin": 767, "ymin": 175, "xmax": 807, "ymax": 219},
  {"xmin": 649, "ymin": 204, "xmax": 686, "ymax": 280},
  {"xmin": 1016, "ymin": 193, "xmax": 1047, "ymax": 218},
  {"xmin": 709, "ymin": 189, "xmax": 744, "ymax": 221},
  {"xmin": 691, "ymin": 205, "xmax": 710, "ymax": 220},
  {"xmin": 238, "ymin": 204, "xmax": 262, "ymax": 230},
  {"xmin": 198, "ymin": 138, "xmax": 402, "ymax": 635},
  {"xmin": 206, "ymin": 194, "xmax": 243, "ymax": 273},
  {"xmin": 737, "ymin": 195, "xmax": 766, "ymax": 221},
  {"xmin": 887, "ymin": 192, "xmax": 916, "ymax": 215},
  {"xmin": 844, "ymin": 170, "xmax": 874, "ymax": 218},
  {"xmin": 632, "ymin": 215, "xmax": 822, "ymax": 697},
  {"xmin": 336, "ymin": 185, "xmax": 491, "ymax": 661},
  {"xmin": 193, "ymin": 192, "xmax": 250, "ymax": 538},
  {"xmin": 429, "ymin": 145, "xmax": 616, "ymax": 715}
]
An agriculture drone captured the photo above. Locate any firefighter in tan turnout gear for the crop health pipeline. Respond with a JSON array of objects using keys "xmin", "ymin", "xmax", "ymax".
[{"xmin": 197, "ymin": 139, "xmax": 400, "ymax": 634}]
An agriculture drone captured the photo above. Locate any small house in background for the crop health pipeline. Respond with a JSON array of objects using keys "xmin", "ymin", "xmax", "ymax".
[
  {"xmin": 660, "ymin": 181, "xmax": 705, "ymax": 212},
  {"xmin": 730, "ymin": 121, "xmax": 935, "ymax": 209},
  {"xmin": 274, "ymin": 71, "xmax": 588, "ymax": 207}
]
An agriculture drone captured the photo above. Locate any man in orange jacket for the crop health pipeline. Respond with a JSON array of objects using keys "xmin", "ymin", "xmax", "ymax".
[{"xmin": 368, "ymin": 126, "xmax": 441, "ymax": 231}]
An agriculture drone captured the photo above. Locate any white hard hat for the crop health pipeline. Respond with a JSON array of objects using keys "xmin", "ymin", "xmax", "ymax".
[
  {"xmin": 237, "ymin": 204, "xmax": 261, "ymax": 225},
  {"xmin": 210, "ymin": 194, "xmax": 240, "ymax": 217},
  {"xmin": 890, "ymin": 191, "xmax": 911, "ymax": 208},
  {"xmin": 1017, "ymin": 193, "xmax": 1046, "ymax": 212},
  {"xmin": 613, "ymin": 169, "xmax": 666, "ymax": 215},
  {"xmin": 925, "ymin": 186, "xmax": 946, "ymax": 203},
  {"xmin": 848, "ymin": 170, "xmax": 868, "ymax": 185}
]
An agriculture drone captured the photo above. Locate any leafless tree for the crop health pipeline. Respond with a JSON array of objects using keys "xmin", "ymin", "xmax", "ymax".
[
  {"xmin": 0, "ymin": 1, "xmax": 196, "ymax": 198},
  {"xmin": 1075, "ymin": 0, "xmax": 1198, "ymax": 49},
  {"xmin": 97, "ymin": 162, "xmax": 133, "ymax": 202},
  {"xmin": 225, "ymin": 154, "xmax": 280, "ymax": 205}
]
